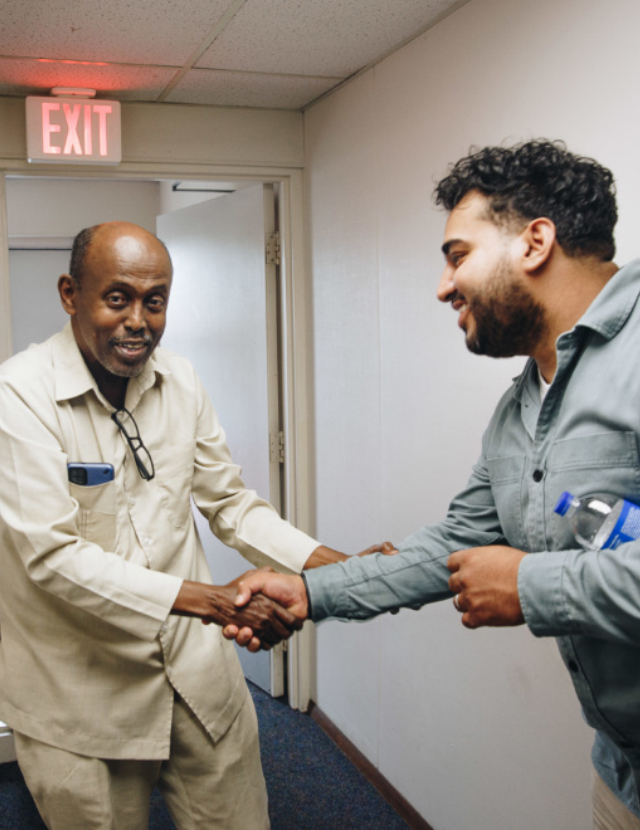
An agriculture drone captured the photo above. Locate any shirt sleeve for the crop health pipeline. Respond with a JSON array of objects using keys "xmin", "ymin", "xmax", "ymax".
[
  {"xmin": 305, "ymin": 451, "xmax": 507, "ymax": 622},
  {"xmin": 518, "ymin": 541, "xmax": 640, "ymax": 645},
  {"xmin": 190, "ymin": 375, "xmax": 319, "ymax": 574},
  {"xmin": 0, "ymin": 382, "xmax": 183, "ymax": 642}
]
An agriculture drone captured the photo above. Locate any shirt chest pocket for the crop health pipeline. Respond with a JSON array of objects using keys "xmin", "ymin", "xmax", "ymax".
[
  {"xmin": 153, "ymin": 440, "xmax": 196, "ymax": 527},
  {"xmin": 486, "ymin": 454, "xmax": 526, "ymax": 548},
  {"xmin": 69, "ymin": 481, "xmax": 117, "ymax": 552},
  {"xmin": 546, "ymin": 431, "xmax": 640, "ymax": 548}
]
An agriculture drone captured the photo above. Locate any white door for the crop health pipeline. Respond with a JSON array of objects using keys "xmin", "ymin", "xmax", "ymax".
[{"xmin": 157, "ymin": 185, "xmax": 285, "ymax": 695}]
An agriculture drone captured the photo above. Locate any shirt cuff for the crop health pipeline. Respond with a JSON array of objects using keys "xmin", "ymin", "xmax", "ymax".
[
  {"xmin": 300, "ymin": 572, "xmax": 313, "ymax": 619},
  {"xmin": 302, "ymin": 561, "xmax": 349, "ymax": 622}
]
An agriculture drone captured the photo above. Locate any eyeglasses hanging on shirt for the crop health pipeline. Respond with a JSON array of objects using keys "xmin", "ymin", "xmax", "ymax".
[{"xmin": 111, "ymin": 407, "xmax": 155, "ymax": 481}]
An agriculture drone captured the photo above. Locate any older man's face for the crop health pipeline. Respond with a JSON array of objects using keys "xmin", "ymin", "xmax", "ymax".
[{"xmin": 62, "ymin": 224, "xmax": 172, "ymax": 384}]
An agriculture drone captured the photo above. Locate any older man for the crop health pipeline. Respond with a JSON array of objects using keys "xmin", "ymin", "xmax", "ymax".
[
  {"xmin": 0, "ymin": 221, "xmax": 382, "ymax": 829},
  {"xmin": 230, "ymin": 140, "xmax": 640, "ymax": 828}
]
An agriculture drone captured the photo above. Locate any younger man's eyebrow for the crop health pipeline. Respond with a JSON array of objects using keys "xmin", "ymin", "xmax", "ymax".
[{"xmin": 442, "ymin": 239, "xmax": 463, "ymax": 256}]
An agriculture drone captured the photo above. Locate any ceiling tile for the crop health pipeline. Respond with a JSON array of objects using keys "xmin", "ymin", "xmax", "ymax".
[
  {"xmin": 166, "ymin": 68, "xmax": 340, "ymax": 110},
  {"xmin": 0, "ymin": 0, "xmax": 469, "ymax": 109},
  {"xmin": 197, "ymin": 0, "xmax": 462, "ymax": 77},
  {"xmin": 0, "ymin": 57, "xmax": 175, "ymax": 102},
  {"xmin": 0, "ymin": 0, "xmax": 230, "ymax": 66}
]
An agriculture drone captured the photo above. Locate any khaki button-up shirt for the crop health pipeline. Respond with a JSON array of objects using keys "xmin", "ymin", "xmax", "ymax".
[{"xmin": 0, "ymin": 324, "xmax": 317, "ymax": 759}]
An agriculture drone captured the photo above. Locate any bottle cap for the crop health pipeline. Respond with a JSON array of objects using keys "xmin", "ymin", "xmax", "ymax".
[{"xmin": 554, "ymin": 491, "xmax": 576, "ymax": 516}]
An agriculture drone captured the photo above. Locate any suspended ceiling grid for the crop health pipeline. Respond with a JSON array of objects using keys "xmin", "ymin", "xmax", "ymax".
[{"xmin": 0, "ymin": 0, "xmax": 468, "ymax": 110}]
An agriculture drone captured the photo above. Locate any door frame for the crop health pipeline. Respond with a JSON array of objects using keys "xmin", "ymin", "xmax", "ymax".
[{"xmin": 0, "ymin": 162, "xmax": 314, "ymax": 711}]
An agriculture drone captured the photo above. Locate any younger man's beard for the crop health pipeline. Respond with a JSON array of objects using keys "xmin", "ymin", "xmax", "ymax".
[{"xmin": 465, "ymin": 266, "xmax": 547, "ymax": 358}]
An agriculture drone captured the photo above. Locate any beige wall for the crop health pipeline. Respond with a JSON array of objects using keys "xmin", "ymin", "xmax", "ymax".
[
  {"xmin": 0, "ymin": 97, "xmax": 303, "ymax": 170},
  {"xmin": 304, "ymin": 0, "xmax": 640, "ymax": 826}
]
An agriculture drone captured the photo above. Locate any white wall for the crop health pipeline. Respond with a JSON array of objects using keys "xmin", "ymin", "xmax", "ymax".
[
  {"xmin": 9, "ymin": 250, "xmax": 71, "ymax": 353},
  {"xmin": 304, "ymin": 0, "xmax": 640, "ymax": 827},
  {"xmin": 6, "ymin": 177, "xmax": 160, "ymax": 238}
]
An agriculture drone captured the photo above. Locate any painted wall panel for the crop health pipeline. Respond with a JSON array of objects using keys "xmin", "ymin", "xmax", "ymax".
[{"xmin": 306, "ymin": 71, "xmax": 382, "ymax": 762}]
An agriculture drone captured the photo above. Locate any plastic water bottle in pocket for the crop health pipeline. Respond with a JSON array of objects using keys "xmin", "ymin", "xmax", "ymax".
[{"xmin": 554, "ymin": 491, "xmax": 640, "ymax": 551}]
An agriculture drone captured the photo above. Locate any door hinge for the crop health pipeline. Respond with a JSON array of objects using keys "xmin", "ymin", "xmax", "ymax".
[
  {"xmin": 270, "ymin": 430, "xmax": 285, "ymax": 464},
  {"xmin": 265, "ymin": 232, "xmax": 281, "ymax": 266}
]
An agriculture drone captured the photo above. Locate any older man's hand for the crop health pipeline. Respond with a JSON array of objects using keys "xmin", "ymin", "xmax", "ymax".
[
  {"xmin": 221, "ymin": 568, "xmax": 310, "ymax": 652},
  {"xmin": 303, "ymin": 540, "xmax": 398, "ymax": 568},
  {"xmin": 221, "ymin": 541, "xmax": 399, "ymax": 651},
  {"xmin": 171, "ymin": 578, "xmax": 303, "ymax": 650}
]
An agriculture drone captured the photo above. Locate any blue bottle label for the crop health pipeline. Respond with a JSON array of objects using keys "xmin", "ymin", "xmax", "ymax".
[{"xmin": 602, "ymin": 500, "xmax": 640, "ymax": 549}]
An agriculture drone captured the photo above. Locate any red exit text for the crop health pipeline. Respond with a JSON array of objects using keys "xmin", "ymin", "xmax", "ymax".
[{"xmin": 26, "ymin": 96, "xmax": 122, "ymax": 165}]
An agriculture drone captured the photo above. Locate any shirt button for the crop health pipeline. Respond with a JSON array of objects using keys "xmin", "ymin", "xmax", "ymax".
[
  {"xmin": 128, "ymin": 494, "xmax": 136, "ymax": 505},
  {"xmin": 567, "ymin": 659, "xmax": 579, "ymax": 673},
  {"xmin": 532, "ymin": 469, "xmax": 544, "ymax": 482}
]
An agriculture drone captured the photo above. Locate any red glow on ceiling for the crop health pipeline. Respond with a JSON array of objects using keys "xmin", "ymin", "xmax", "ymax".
[{"xmin": 37, "ymin": 59, "xmax": 108, "ymax": 66}]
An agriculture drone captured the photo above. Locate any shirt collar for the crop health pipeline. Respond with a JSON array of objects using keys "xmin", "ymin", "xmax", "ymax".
[
  {"xmin": 574, "ymin": 259, "xmax": 640, "ymax": 341},
  {"xmin": 52, "ymin": 322, "xmax": 172, "ymax": 406},
  {"xmin": 512, "ymin": 260, "xmax": 640, "ymax": 401}
]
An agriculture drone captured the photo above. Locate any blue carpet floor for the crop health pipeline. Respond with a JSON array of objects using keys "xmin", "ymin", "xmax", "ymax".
[{"xmin": 0, "ymin": 682, "xmax": 409, "ymax": 829}]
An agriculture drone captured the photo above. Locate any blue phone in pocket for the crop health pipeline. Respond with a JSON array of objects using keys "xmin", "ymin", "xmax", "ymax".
[{"xmin": 67, "ymin": 463, "xmax": 114, "ymax": 487}]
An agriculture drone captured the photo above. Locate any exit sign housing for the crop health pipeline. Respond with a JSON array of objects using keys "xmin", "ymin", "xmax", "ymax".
[{"xmin": 26, "ymin": 96, "xmax": 122, "ymax": 165}]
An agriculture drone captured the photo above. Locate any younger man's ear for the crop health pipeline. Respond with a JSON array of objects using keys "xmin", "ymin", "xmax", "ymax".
[
  {"xmin": 520, "ymin": 217, "xmax": 556, "ymax": 274},
  {"xmin": 58, "ymin": 274, "xmax": 78, "ymax": 315}
]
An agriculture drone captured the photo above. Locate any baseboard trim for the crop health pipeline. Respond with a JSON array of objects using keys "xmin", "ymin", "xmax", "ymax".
[{"xmin": 308, "ymin": 701, "xmax": 434, "ymax": 830}]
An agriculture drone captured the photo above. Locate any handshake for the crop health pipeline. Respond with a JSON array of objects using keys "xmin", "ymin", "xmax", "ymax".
[
  {"xmin": 188, "ymin": 541, "xmax": 398, "ymax": 652},
  {"xmin": 221, "ymin": 567, "xmax": 310, "ymax": 652}
]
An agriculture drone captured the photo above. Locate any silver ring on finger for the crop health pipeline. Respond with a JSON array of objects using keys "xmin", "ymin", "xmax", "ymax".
[{"xmin": 453, "ymin": 593, "xmax": 462, "ymax": 612}]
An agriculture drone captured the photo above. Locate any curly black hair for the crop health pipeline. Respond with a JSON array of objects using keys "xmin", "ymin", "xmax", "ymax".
[{"xmin": 434, "ymin": 140, "xmax": 617, "ymax": 261}]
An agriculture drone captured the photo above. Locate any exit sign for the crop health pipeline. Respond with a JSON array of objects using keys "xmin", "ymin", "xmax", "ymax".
[{"xmin": 26, "ymin": 96, "xmax": 122, "ymax": 165}]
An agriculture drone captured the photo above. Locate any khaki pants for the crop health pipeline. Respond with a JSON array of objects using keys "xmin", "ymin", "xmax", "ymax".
[
  {"xmin": 14, "ymin": 689, "xmax": 269, "ymax": 830},
  {"xmin": 593, "ymin": 771, "xmax": 640, "ymax": 830}
]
